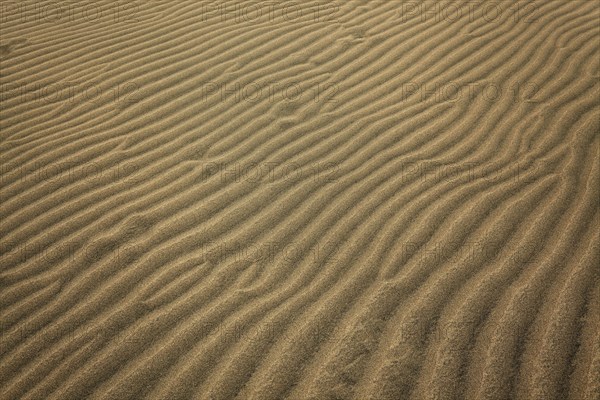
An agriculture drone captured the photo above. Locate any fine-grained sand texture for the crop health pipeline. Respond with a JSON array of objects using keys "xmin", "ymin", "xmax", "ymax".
[{"xmin": 1, "ymin": 1, "xmax": 599, "ymax": 399}]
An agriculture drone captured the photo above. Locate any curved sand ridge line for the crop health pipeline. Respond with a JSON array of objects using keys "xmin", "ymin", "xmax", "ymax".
[{"xmin": 1, "ymin": 1, "xmax": 599, "ymax": 399}]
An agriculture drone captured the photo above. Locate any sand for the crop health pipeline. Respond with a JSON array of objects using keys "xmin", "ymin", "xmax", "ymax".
[{"xmin": 1, "ymin": 1, "xmax": 599, "ymax": 399}]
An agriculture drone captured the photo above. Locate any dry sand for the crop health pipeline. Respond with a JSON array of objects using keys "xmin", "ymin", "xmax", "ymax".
[{"xmin": 1, "ymin": 1, "xmax": 599, "ymax": 399}]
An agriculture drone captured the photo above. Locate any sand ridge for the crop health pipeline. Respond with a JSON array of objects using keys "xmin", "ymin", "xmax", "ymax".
[{"xmin": 1, "ymin": 1, "xmax": 599, "ymax": 399}]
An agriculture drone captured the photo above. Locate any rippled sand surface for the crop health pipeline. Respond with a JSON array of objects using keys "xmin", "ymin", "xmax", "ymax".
[{"xmin": 1, "ymin": 1, "xmax": 599, "ymax": 399}]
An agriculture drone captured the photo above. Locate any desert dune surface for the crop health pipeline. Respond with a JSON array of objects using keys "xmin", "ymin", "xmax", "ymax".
[{"xmin": 1, "ymin": 1, "xmax": 599, "ymax": 399}]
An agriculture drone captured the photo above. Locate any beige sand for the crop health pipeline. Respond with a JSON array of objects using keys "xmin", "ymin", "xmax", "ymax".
[{"xmin": 1, "ymin": 1, "xmax": 599, "ymax": 399}]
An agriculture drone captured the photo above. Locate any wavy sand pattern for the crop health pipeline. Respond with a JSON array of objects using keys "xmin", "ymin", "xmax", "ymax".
[{"xmin": 1, "ymin": 1, "xmax": 599, "ymax": 399}]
